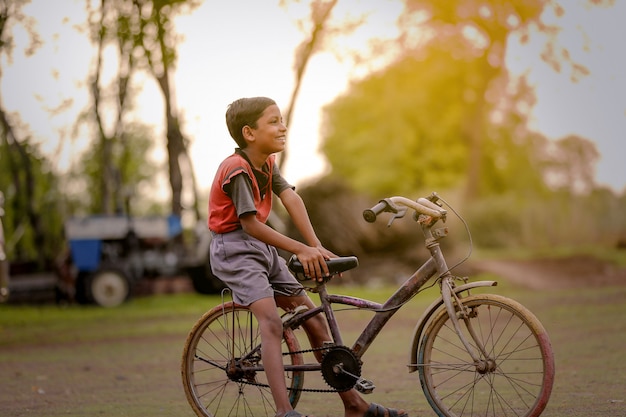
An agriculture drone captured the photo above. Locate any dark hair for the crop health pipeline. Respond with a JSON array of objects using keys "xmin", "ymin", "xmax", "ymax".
[{"xmin": 225, "ymin": 97, "xmax": 276, "ymax": 148}]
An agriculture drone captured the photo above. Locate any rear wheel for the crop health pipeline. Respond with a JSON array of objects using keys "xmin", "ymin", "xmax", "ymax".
[
  {"xmin": 418, "ymin": 294, "xmax": 554, "ymax": 417},
  {"xmin": 181, "ymin": 302, "xmax": 304, "ymax": 417}
]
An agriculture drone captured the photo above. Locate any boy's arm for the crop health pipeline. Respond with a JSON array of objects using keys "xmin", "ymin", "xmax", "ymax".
[
  {"xmin": 280, "ymin": 188, "xmax": 337, "ymax": 271},
  {"xmin": 240, "ymin": 212, "xmax": 330, "ymax": 280},
  {"xmin": 278, "ymin": 188, "xmax": 326, "ymax": 249}
]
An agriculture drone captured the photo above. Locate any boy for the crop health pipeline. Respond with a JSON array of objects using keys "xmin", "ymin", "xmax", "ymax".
[{"xmin": 209, "ymin": 97, "xmax": 408, "ymax": 417}]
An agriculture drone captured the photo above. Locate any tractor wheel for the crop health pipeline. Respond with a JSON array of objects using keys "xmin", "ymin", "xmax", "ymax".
[{"xmin": 86, "ymin": 269, "xmax": 131, "ymax": 307}]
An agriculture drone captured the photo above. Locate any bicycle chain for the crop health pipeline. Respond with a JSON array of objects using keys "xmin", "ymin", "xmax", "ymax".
[
  {"xmin": 231, "ymin": 345, "xmax": 341, "ymax": 393},
  {"xmin": 285, "ymin": 345, "xmax": 340, "ymax": 393},
  {"xmin": 283, "ymin": 344, "xmax": 328, "ymax": 357},
  {"xmin": 237, "ymin": 379, "xmax": 339, "ymax": 394}
]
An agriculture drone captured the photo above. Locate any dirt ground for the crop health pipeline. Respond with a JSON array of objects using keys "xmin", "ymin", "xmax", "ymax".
[
  {"xmin": 469, "ymin": 254, "xmax": 626, "ymax": 290},
  {"xmin": 2, "ymin": 255, "xmax": 625, "ymax": 416}
]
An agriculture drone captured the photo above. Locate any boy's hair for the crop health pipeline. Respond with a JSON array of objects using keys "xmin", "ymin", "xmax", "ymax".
[{"xmin": 226, "ymin": 97, "xmax": 276, "ymax": 148}]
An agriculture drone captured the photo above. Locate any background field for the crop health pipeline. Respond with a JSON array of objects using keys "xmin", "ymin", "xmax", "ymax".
[{"xmin": 1, "ymin": 264, "xmax": 625, "ymax": 417}]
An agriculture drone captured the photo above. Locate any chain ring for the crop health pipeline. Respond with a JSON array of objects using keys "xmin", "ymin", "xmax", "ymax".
[{"xmin": 320, "ymin": 345, "xmax": 362, "ymax": 392}]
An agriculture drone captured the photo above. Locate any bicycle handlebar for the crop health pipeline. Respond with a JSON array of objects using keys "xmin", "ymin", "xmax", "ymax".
[
  {"xmin": 362, "ymin": 201, "xmax": 388, "ymax": 223},
  {"xmin": 363, "ymin": 195, "xmax": 447, "ymax": 223}
]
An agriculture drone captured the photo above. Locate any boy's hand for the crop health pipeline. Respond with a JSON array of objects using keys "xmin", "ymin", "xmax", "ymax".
[{"xmin": 295, "ymin": 245, "xmax": 333, "ymax": 281}]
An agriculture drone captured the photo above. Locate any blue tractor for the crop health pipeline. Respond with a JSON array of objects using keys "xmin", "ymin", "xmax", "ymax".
[{"xmin": 61, "ymin": 215, "xmax": 224, "ymax": 307}]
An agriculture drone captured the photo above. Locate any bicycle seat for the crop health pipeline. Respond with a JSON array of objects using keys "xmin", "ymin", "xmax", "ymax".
[{"xmin": 287, "ymin": 255, "xmax": 359, "ymax": 282}]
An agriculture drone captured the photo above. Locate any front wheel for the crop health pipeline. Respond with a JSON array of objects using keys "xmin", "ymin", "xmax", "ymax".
[
  {"xmin": 181, "ymin": 302, "xmax": 305, "ymax": 417},
  {"xmin": 418, "ymin": 294, "xmax": 554, "ymax": 417}
]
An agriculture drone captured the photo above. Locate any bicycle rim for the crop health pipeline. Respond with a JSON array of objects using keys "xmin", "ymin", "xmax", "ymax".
[
  {"xmin": 418, "ymin": 294, "xmax": 554, "ymax": 417},
  {"xmin": 181, "ymin": 302, "xmax": 305, "ymax": 417}
]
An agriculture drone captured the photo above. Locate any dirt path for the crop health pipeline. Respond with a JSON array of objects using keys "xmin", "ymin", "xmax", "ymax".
[{"xmin": 470, "ymin": 255, "xmax": 626, "ymax": 290}]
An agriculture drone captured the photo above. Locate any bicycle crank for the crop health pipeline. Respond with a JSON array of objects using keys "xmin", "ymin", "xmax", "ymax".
[{"xmin": 321, "ymin": 346, "xmax": 375, "ymax": 394}]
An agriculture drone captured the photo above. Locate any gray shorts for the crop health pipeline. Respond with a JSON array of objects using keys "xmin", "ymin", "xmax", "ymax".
[{"xmin": 209, "ymin": 229, "xmax": 305, "ymax": 306}]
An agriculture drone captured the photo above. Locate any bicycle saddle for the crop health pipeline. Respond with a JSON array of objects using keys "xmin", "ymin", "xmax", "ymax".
[{"xmin": 287, "ymin": 255, "xmax": 359, "ymax": 282}]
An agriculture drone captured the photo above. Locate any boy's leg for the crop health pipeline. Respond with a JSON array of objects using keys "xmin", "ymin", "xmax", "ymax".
[
  {"xmin": 211, "ymin": 235, "xmax": 316, "ymax": 416},
  {"xmin": 275, "ymin": 295, "xmax": 329, "ymax": 360},
  {"xmin": 248, "ymin": 297, "xmax": 297, "ymax": 416}
]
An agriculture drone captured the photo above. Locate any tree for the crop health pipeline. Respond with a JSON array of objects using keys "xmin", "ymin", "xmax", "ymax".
[
  {"xmin": 279, "ymin": 0, "xmax": 337, "ymax": 169},
  {"xmin": 84, "ymin": 0, "xmax": 137, "ymax": 214},
  {"xmin": 130, "ymin": 0, "xmax": 201, "ymax": 219},
  {"xmin": 543, "ymin": 134, "xmax": 600, "ymax": 195},
  {"xmin": 68, "ymin": 122, "xmax": 158, "ymax": 215},
  {"xmin": 396, "ymin": 1, "xmax": 585, "ymax": 200},
  {"xmin": 79, "ymin": 0, "xmax": 200, "ymax": 219},
  {"xmin": 278, "ymin": 0, "xmax": 368, "ymax": 170},
  {"xmin": 322, "ymin": 48, "xmax": 483, "ymax": 198},
  {"xmin": 0, "ymin": 0, "xmax": 60, "ymax": 266},
  {"xmin": 0, "ymin": 135, "xmax": 65, "ymax": 263},
  {"xmin": 321, "ymin": 0, "xmax": 605, "ymax": 200}
]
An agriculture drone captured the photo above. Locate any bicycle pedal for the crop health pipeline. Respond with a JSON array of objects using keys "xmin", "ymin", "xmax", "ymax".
[
  {"xmin": 355, "ymin": 378, "xmax": 375, "ymax": 394},
  {"xmin": 281, "ymin": 305, "xmax": 309, "ymax": 325}
]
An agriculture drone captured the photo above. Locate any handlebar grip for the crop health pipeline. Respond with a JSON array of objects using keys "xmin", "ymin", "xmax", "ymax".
[{"xmin": 363, "ymin": 201, "xmax": 388, "ymax": 223}]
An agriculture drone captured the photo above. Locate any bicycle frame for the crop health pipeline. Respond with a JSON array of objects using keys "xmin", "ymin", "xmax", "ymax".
[
  {"xmin": 282, "ymin": 211, "xmax": 497, "ymax": 370},
  {"xmin": 221, "ymin": 193, "xmax": 505, "ymax": 379}
]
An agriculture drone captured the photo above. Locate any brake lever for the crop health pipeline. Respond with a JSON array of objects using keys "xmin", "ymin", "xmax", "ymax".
[{"xmin": 387, "ymin": 207, "xmax": 407, "ymax": 227}]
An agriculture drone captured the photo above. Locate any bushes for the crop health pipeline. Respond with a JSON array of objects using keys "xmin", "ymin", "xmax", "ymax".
[{"xmin": 293, "ymin": 178, "xmax": 626, "ymax": 256}]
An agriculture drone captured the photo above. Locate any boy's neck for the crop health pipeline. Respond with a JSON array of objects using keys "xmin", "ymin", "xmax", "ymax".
[{"xmin": 241, "ymin": 148, "xmax": 270, "ymax": 170}]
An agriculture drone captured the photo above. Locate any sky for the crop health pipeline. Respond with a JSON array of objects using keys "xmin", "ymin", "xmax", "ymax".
[{"xmin": 2, "ymin": 0, "xmax": 625, "ymax": 198}]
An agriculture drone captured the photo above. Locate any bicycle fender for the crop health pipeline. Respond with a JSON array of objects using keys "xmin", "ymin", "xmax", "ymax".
[{"xmin": 407, "ymin": 280, "xmax": 497, "ymax": 373}]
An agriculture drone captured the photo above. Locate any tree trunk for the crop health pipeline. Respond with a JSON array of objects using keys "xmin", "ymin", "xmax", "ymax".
[
  {"xmin": 91, "ymin": 2, "xmax": 116, "ymax": 214},
  {"xmin": 154, "ymin": 6, "xmax": 199, "ymax": 220},
  {"xmin": 0, "ymin": 107, "xmax": 46, "ymax": 267},
  {"xmin": 280, "ymin": 0, "xmax": 338, "ymax": 170}
]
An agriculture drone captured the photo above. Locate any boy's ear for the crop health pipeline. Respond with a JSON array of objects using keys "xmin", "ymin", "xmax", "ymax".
[{"xmin": 242, "ymin": 125, "xmax": 254, "ymax": 141}]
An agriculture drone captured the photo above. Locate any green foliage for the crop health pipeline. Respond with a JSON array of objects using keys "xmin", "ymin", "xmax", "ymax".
[
  {"xmin": 462, "ymin": 194, "xmax": 524, "ymax": 248},
  {"xmin": 66, "ymin": 122, "xmax": 160, "ymax": 216},
  {"xmin": 464, "ymin": 187, "xmax": 626, "ymax": 249},
  {"xmin": 0, "ymin": 139, "xmax": 65, "ymax": 264},
  {"xmin": 322, "ymin": 50, "xmax": 474, "ymax": 198},
  {"xmin": 321, "ymin": 48, "xmax": 554, "ymax": 200}
]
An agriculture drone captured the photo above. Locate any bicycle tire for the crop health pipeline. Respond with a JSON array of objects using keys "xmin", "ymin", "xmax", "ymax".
[
  {"xmin": 418, "ymin": 294, "xmax": 554, "ymax": 417},
  {"xmin": 181, "ymin": 302, "xmax": 305, "ymax": 417}
]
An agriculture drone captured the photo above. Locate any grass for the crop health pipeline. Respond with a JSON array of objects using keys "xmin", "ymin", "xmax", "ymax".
[
  {"xmin": 0, "ymin": 293, "xmax": 217, "ymax": 347},
  {"xmin": 1, "ymin": 278, "xmax": 625, "ymax": 416}
]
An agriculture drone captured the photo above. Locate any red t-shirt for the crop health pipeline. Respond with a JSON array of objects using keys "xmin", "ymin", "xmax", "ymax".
[{"xmin": 208, "ymin": 151, "xmax": 291, "ymax": 233}]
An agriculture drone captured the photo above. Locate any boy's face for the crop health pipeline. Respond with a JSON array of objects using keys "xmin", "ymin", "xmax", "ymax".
[{"xmin": 244, "ymin": 104, "xmax": 287, "ymax": 154}]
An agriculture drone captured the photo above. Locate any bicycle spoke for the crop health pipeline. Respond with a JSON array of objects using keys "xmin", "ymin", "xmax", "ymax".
[{"xmin": 418, "ymin": 295, "xmax": 554, "ymax": 417}]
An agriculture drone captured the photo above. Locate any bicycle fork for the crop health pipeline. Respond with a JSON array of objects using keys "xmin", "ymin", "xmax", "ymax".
[
  {"xmin": 441, "ymin": 277, "xmax": 495, "ymax": 372},
  {"xmin": 422, "ymin": 216, "xmax": 494, "ymax": 372}
]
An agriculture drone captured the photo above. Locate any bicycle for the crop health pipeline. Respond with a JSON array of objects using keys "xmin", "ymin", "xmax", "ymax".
[{"xmin": 181, "ymin": 192, "xmax": 555, "ymax": 417}]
